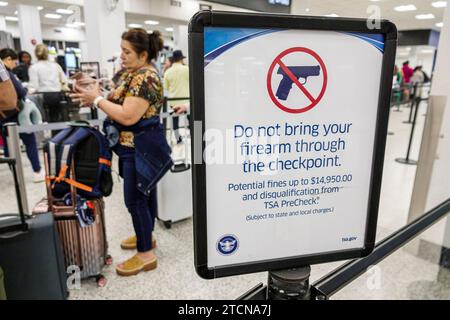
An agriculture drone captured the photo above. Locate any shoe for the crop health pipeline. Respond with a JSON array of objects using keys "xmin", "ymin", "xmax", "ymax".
[
  {"xmin": 33, "ymin": 170, "xmax": 45, "ymax": 183},
  {"xmin": 116, "ymin": 254, "xmax": 157, "ymax": 277},
  {"xmin": 121, "ymin": 235, "xmax": 157, "ymax": 250}
]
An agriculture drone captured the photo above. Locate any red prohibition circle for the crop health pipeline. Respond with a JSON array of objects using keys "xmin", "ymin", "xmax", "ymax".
[{"xmin": 267, "ymin": 47, "xmax": 328, "ymax": 114}]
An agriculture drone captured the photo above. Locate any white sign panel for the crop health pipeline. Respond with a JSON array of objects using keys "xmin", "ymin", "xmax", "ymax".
[{"xmin": 190, "ymin": 12, "xmax": 397, "ymax": 279}]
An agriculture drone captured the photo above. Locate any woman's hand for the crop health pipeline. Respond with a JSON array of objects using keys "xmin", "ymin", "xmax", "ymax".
[
  {"xmin": 172, "ymin": 104, "xmax": 189, "ymax": 115},
  {"xmin": 69, "ymin": 79, "xmax": 102, "ymax": 107}
]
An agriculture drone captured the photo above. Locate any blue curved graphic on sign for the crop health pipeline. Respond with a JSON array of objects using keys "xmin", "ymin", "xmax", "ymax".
[
  {"xmin": 204, "ymin": 28, "xmax": 386, "ymax": 67},
  {"xmin": 205, "ymin": 28, "xmax": 280, "ymax": 67},
  {"xmin": 343, "ymin": 32, "xmax": 385, "ymax": 53}
]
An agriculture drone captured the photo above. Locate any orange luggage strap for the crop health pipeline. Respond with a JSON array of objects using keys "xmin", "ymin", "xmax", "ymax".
[
  {"xmin": 62, "ymin": 178, "xmax": 93, "ymax": 193},
  {"xmin": 99, "ymin": 158, "xmax": 112, "ymax": 167},
  {"xmin": 50, "ymin": 164, "xmax": 93, "ymax": 193}
]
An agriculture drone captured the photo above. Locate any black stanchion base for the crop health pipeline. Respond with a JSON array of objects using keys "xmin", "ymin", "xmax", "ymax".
[
  {"xmin": 388, "ymin": 132, "xmax": 395, "ymax": 136},
  {"xmin": 392, "ymin": 109, "xmax": 403, "ymax": 112},
  {"xmin": 403, "ymin": 121, "xmax": 413, "ymax": 124},
  {"xmin": 395, "ymin": 158, "xmax": 418, "ymax": 165}
]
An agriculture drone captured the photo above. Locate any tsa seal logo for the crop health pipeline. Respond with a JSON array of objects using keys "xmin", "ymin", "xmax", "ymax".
[{"xmin": 217, "ymin": 235, "xmax": 239, "ymax": 256}]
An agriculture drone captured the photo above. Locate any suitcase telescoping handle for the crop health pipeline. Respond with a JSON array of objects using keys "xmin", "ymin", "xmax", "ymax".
[
  {"xmin": 171, "ymin": 163, "xmax": 191, "ymax": 173},
  {"xmin": 165, "ymin": 97, "xmax": 191, "ymax": 174},
  {"xmin": 0, "ymin": 157, "xmax": 29, "ymax": 235},
  {"xmin": 169, "ymin": 114, "xmax": 190, "ymax": 174}
]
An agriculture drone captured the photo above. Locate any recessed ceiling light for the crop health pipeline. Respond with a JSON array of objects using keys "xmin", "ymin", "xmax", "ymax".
[
  {"xmin": 0, "ymin": 1, "xmax": 8, "ymax": 7},
  {"xmin": 416, "ymin": 14, "xmax": 435, "ymax": 20},
  {"xmin": 45, "ymin": 13, "xmax": 62, "ymax": 19},
  {"xmin": 67, "ymin": 23, "xmax": 84, "ymax": 29},
  {"xmin": 128, "ymin": 23, "xmax": 143, "ymax": 28},
  {"xmin": 56, "ymin": 9, "xmax": 74, "ymax": 15},
  {"xmin": 5, "ymin": 16, "xmax": 18, "ymax": 21},
  {"xmin": 324, "ymin": 13, "xmax": 339, "ymax": 17},
  {"xmin": 394, "ymin": 5, "xmax": 417, "ymax": 12},
  {"xmin": 165, "ymin": 27, "xmax": 174, "ymax": 32},
  {"xmin": 37, "ymin": 6, "xmax": 43, "ymax": 10},
  {"xmin": 436, "ymin": 22, "xmax": 444, "ymax": 27},
  {"xmin": 432, "ymin": 1, "xmax": 447, "ymax": 8},
  {"xmin": 145, "ymin": 20, "xmax": 159, "ymax": 25}
]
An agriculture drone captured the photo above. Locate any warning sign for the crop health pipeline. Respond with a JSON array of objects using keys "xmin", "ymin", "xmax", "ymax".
[
  {"xmin": 191, "ymin": 11, "xmax": 397, "ymax": 280},
  {"xmin": 267, "ymin": 47, "xmax": 328, "ymax": 114}
]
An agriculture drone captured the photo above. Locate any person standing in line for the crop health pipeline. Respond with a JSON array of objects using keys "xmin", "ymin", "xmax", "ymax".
[
  {"xmin": 402, "ymin": 61, "xmax": 414, "ymax": 102},
  {"xmin": 13, "ymin": 51, "xmax": 32, "ymax": 83},
  {"xmin": 163, "ymin": 56, "xmax": 173, "ymax": 74},
  {"xmin": 411, "ymin": 66, "xmax": 425, "ymax": 99},
  {"xmin": 29, "ymin": 44, "xmax": 68, "ymax": 126},
  {"xmin": 0, "ymin": 49, "xmax": 44, "ymax": 182},
  {"xmin": 402, "ymin": 61, "xmax": 414, "ymax": 85},
  {"xmin": 70, "ymin": 29, "xmax": 172, "ymax": 277},
  {"xmin": 164, "ymin": 50, "xmax": 190, "ymax": 144}
]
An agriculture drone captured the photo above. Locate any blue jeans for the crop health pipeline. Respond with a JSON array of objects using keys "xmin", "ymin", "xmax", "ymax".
[
  {"xmin": 1, "ymin": 127, "xmax": 41, "ymax": 173},
  {"xmin": 116, "ymin": 145, "xmax": 157, "ymax": 253}
]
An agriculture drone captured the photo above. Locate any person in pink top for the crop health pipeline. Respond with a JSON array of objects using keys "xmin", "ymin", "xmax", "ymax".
[{"xmin": 402, "ymin": 61, "xmax": 414, "ymax": 84}]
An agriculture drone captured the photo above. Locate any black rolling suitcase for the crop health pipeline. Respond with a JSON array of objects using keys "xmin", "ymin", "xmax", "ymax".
[{"xmin": 0, "ymin": 157, "xmax": 68, "ymax": 300}]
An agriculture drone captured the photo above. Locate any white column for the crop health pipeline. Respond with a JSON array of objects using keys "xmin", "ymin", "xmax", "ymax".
[
  {"xmin": 83, "ymin": 0, "xmax": 126, "ymax": 78},
  {"xmin": 432, "ymin": 15, "xmax": 450, "ymax": 96},
  {"xmin": 17, "ymin": 5, "xmax": 43, "ymax": 59},
  {"xmin": 79, "ymin": 41, "xmax": 89, "ymax": 62},
  {"xmin": 421, "ymin": 6, "xmax": 450, "ymax": 249},
  {"xmin": 0, "ymin": 15, "xmax": 6, "ymax": 31},
  {"xmin": 173, "ymin": 25, "xmax": 189, "ymax": 60}
]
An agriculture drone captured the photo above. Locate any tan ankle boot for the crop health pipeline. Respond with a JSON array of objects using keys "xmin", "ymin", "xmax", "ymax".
[{"xmin": 121, "ymin": 236, "xmax": 157, "ymax": 250}]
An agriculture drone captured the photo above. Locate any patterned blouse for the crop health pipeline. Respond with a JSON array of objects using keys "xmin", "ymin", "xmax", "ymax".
[{"xmin": 108, "ymin": 66, "xmax": 163, "ymax": 148}]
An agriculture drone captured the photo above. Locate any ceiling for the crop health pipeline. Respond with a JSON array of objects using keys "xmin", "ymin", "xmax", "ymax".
[
  {"xmin": 126, "ymin": 13, "xmax": 186, "ymax": 37},
  {"xmin": 0, "ymin": 0, "xmax": 177, "ymax": 37},
  {"xmin": 290, "ymin": 0, "xmax": 446, "ymax": 31},
  {"xmin": 0, "ymin": 0, "xmax": 447, "ymax": 33},
  {"xmin": 0, "ymin": 0, "xmax": 83, "ymax": 26}
]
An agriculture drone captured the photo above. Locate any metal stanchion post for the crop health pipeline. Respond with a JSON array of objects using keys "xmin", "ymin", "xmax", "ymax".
[
  {"xmin": 404, "ymin": 84, "xmax": 418, "ymax": 124},
  {"xmin": 4, "ymin": 123, "xmax": 30, "ymax": 214},
  {"xmin": 395, "ymin": 97, "xmax": 421, "ymax": 165},
  {"xmin": 267, "ymin": 266, "xmax": 311, "ymax": 300}
]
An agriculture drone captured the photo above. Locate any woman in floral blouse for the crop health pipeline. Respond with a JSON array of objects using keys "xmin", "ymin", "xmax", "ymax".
[{"xmin": 71, "ymin": 29, "xmax": 170, "ymax": 277}]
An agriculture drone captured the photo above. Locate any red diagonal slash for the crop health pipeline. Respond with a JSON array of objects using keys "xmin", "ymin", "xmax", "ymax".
[{"xmin": 277, "ymin": 60, "xmax": 316, "ymax": 104}]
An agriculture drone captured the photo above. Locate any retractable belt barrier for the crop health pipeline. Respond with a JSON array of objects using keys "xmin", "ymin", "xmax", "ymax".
[
  {"xmin": 16, "ymin": 109, "xmax": 188, "ymax": 135},
  {"xmin": 17, "ymin": 120, "xmax": 104, "ymax": 135},
  {"xmin": 4, "ymin": 108, "xmax": 191, "ymax": 217}
]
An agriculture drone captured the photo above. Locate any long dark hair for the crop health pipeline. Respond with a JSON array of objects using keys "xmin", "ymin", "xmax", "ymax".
[{"xmin": 121, "ymin": 28, "xmax": 164, "ymax": 62}]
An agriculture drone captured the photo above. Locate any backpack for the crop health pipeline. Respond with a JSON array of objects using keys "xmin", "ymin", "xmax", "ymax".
[{"xmin": 45, "ymin": 123, "xmax": 113, "ymax": 199}]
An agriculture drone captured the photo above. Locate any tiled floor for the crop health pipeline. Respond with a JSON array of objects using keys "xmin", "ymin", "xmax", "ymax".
[{"xmin": 1, "ymin": 101, "xmax": 449, "ymax": 300}]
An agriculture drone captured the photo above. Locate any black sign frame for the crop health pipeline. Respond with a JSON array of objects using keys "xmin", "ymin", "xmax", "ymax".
[{"xmin": 189, "ymin": 10, "xmax": 398, "ymax": 280}]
